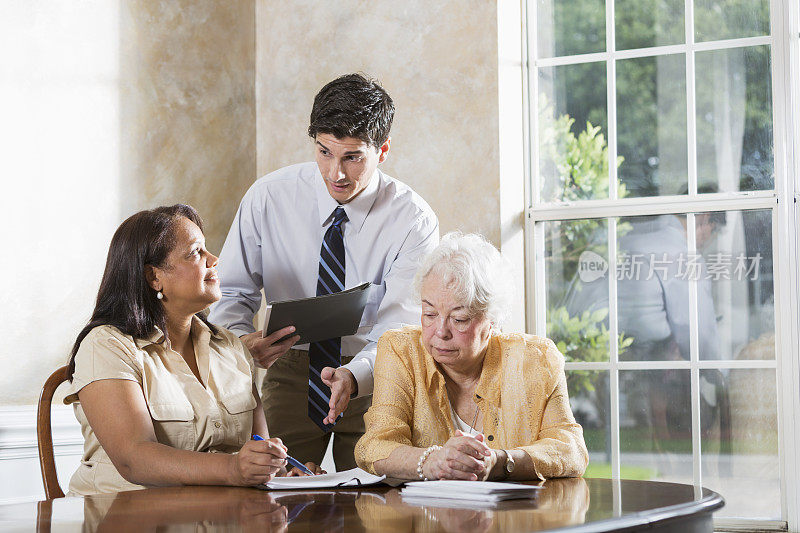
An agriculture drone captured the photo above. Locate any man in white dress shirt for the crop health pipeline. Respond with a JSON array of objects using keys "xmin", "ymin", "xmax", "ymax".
[{"xmin": 209, "ymin": 74, "xmax": 439, "ymax": 469}]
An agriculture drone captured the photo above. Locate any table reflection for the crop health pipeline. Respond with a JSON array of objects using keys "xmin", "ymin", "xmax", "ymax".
[
  {"xmin": 81, "ymin": 486, "xmax": 289, "ymax": 532},
  {"xmin": 22, "ymin": 478, "xmax": 721, "ymax": 532},
  {"xmin": 354, "ymin": 478, "xmax": 590, "ymax": 533}
]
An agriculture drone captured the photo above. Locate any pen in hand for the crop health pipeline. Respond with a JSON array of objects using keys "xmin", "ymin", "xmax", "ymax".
[{"xmin": 251, "ymin": 434, "xmax": 315, "ymax": 476}]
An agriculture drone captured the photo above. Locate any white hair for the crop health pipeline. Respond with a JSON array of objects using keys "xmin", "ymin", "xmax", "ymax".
[{"xmin": 414, "ymin": 232, "xmax": 515, "ymax": 326}]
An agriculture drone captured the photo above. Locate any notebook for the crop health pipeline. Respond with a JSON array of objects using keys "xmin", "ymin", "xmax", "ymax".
[{"xmin": 259, "ymin": 468, "xmax": 386, "ymax": 490}]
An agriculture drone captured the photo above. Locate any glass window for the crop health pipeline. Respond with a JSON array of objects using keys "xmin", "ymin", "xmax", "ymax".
[
  {"xmin": 699, "ymin": 209, "xmax": 774, "ymax": 360},
  {"xmin": 701, "ymin": 368, "xmax": 779, "ymax": 519},
  {"xmin": 616, "ymin": 214, "xmax": 691, "ymax": 361},
  {"xmin": 619, "ymin": 369, "xmax": 693, "ymax": 484},
  {"xmin": 617, "ymin": 54, "xmax": 688, "ymax": 197},
  {"xmin": 545, "ymin": 219, "xmax": 611, "ymax": 362},
  {"xmin": 538, "ymin": 62, "xmax": 609, "ymax": 202},
  {"xmin": 695, "ymin": 46, "xmax": 773, "ymax": 192},
  {"xmin": 615, "ymin": 0, "xmax": 684, "ymax": 50},
  {"xmin": 567, "ymin": 370, "xmax": 612, "ymax": 478},
  {"xmin": 694, "ymin": 0, "xmax": 770, "ymax": 42},
  {"xmin": 527, "ymin": 0, "xmax": 787, "ymax": 526},
  {"xmin": 537, "ymin": 0, "xmax": 606, "ymax": 58}
]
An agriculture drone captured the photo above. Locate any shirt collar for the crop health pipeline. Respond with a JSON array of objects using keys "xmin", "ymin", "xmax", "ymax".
[
  {"xmin": 192, "ymin": 314, "xmax": 225, "ymax": 341},
  {"xmin": 475, "ymin": 337, "xmax": 501, "ymax": 406},
  {"xmin": 133, "ymin": 314, "xmax": 223, "ymax": 349},
  {"xmin": 314, "ymin": 166, "xmax": 382, "ymax": 233},
  {"xmin": 421, "ymin": 331, "xmax": 502, "ymax": 408},
  {"xmin": 134, "ymin": 326, "xmax": 165, "ymax": 349}
]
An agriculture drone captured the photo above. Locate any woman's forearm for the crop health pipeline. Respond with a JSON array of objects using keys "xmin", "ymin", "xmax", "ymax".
[
  {"xmin": 515, "ymin": 432, "xmax": 588, "ymax": 479},
  {"xmin": 373, "ymin": 445, "xmax": 428, "ymax": 480},
  {"xmin": 251, "ymin": 385, "xmax": 269, "ymax": 438},
  {"xmin": 117, "ymin": 441, "xmax": 235, "ymax": 487},
  {"xmin": 487, "ymin": 449, "xmax": 538, "ymax": 481}
]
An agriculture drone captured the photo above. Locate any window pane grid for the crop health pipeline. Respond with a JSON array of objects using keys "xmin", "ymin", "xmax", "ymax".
[
  {"xmin": 685, "ymin": 21, "xmax": 699, "ymax": 200},
  {"xmin": 607, "ymin": 218, "xmax": 621, "ymax": 480},
  {"xmin": 534, "ymin": 35, "xmax": 773, "ymax": 67},
  {"xmin": 530, "ymin": 0, "xmax": 782, "ymax": 522},
  {"xmin": 566, "ymin": 359, "xmax": 779, "ymax": 370},
  {"xmin": 687, "ymin": 213, "xmax": 703, "ymax": 487},
  {"xmin": 534, "ymin": 204, "xmax": 780, "ymax": 518},
  {"xmin": 606, "ymin": 20, "xmax": 619, "ymax": 202},
  {"xmin": 530, "ymin": 0, "xmax": 775, "ymax": 203},
  {"xmin": 529, "ymin": 193, "xmax": 777, "ymax": 221}
]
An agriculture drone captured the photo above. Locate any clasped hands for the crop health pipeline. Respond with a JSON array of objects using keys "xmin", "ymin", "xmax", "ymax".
[
  {"xmin": 241, "ymin": 327, "xmax": 357, "ymax": 424},
  {"xmin": 420, "ymin": 431, "xmax": 498, "ymax": 481}
]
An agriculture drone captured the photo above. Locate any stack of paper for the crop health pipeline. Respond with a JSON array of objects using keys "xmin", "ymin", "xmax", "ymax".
[{"xmin": 400, "ymin": 480, "xmax": 541, "ymax": 505}]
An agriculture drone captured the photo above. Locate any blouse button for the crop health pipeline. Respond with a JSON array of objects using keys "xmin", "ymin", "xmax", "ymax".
[
  {"xmin": 487, "ymin": 435, "xmax": 494, "ymax": 441},
  {"xmin": 214, "ymin": 421, "xmax": 221, "ymax": 429}
]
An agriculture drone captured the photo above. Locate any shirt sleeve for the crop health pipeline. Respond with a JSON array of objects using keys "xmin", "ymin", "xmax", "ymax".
[
  {"xmin": 68, "ymin": 327, "xmax": 142, "ymax": 400},
  {"xmin": 208, "ymin": 184, "xmax": 266, "ymax": 337},
  {"xmin": 517, "ymin": 342, "xmax": 589, "ymax": 480},
  {"xmin": 342, "ymin": 212, "xmax": 439, "ymax": 397},
  {"xmin": 354, "ymin": 332, "xmax": 416, "ymax": 474}
]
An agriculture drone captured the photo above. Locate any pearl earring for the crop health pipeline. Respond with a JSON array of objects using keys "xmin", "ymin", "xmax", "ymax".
[{"xmin": 156, "ymin": 291, "xmax": 163, "ymax": 300}]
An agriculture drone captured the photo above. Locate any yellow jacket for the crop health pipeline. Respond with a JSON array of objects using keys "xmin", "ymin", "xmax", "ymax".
[{"xmin": 355, "ymin": 326, "xmax": 588, "ymax": 479}]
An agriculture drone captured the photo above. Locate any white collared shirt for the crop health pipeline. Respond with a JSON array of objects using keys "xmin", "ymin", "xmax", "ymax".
[{"xmin": 209, "ymin": 162, "xmax": 439, "ymax": 396}]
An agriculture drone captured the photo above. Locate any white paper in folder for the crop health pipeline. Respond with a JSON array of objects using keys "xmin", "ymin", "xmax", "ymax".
[{"xmin": 259, "ymin": 468, "xmax": 385, "ymax": 490}]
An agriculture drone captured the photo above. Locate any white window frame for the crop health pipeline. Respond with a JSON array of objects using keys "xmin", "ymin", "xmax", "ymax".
[{"xmin": 519, "ymin": 0, "xmax": 800, "ymax": 529}]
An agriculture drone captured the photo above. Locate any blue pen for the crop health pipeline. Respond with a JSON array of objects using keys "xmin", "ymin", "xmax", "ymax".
[{"xmin": 251, "ymin": 434, "xmax": 315, "ymax": 476}]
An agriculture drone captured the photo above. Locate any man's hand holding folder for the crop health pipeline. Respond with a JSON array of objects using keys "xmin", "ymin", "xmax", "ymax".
[
  {"xmin": 240, "ymin": 326, "xmax": 300, "ymax": 369},
  {"xmin": 239, "ymin": 282, "xmax": 371, "ymax": 423}
]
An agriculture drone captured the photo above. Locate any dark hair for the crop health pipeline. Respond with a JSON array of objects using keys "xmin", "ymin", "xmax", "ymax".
[
  {"xmin": 67, "ymin": 204, "xmax": 217, "ymax": 380},
  {"xmin": 308, "ymin": 73, "xmax": 395, "ymax": 148}
]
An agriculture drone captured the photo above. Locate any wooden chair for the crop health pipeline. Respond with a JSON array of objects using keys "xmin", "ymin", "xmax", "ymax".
[{"xmin": 37, "ymin": 366, "xmax": 70, "ymax": 499}]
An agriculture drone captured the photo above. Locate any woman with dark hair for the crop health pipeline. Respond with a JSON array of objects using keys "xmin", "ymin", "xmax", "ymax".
[{"xmin": 64, "ymin": 205, "xmax": 315, "ymax": 496}]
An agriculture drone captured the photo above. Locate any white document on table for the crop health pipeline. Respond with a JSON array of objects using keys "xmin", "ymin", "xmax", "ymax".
[
  {"xmin": 259, "ymin": 468, "xmax": 386, "ymax": 490},
  {"xmin": 400, "ymin": 480, "xmax": 542, "ymax": 502}
]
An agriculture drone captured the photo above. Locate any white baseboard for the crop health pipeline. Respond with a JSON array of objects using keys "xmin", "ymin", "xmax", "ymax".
[{"xmin": 0, "ymin": 405, "xmax": 83, "ymax": 504}]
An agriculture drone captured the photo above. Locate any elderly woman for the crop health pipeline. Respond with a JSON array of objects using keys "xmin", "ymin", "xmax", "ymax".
[
  {"xmin": 65, "ymin": 205, "xmax": 318, "ymax": 495},
  {"xmin": 355, "ymin": 233, "xmax": 588, "ymax": 481}
]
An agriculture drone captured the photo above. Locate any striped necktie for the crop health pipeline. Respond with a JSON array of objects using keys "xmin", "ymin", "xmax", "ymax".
[{"xmin": 308, "ymin": 206, "xmax": 348, "ymax": 432}]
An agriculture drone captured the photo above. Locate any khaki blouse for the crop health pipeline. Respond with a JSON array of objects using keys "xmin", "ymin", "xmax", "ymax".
[
  {"xmin": 355, "ymin": 326, "xmax": 588, "ymax": 479},
  {"xmin": 65, "ymin": 316, "xmax": 257, "ymax": 495}
]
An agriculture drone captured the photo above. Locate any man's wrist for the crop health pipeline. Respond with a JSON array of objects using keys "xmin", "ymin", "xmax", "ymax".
[
  {"xmin": 340, "ymin": 368, "xmax": 358, "ymax": 398},
  {"xmin": 341, "ymin": 358, "xmax": 373, "ymax": 398}
]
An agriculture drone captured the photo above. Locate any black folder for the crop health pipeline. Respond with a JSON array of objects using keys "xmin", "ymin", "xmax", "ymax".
[{"xmin": 262, "ymin": 282, "xmax": 372, "ymax": 345}]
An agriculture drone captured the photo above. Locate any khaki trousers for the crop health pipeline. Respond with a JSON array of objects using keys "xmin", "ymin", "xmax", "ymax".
[{"xmin": 261, "ymin": 348, "xmax": 371, "ymax": 470}]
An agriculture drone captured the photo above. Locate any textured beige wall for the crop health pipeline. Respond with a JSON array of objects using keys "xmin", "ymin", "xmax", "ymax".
[
  {"xmin": 0, "ymin": 0, "xmax": 256, "ymax": 405},
  {"xmin": 2, "ymin": 1, "xmax": 506, "ymax": 405},
  {"xmin": 255, "ymin": 0, "xmax": 501, "ymax": 245},
  {"xmin": 121, "ymin": 0, "xmax": 257, "ymax": 255}
]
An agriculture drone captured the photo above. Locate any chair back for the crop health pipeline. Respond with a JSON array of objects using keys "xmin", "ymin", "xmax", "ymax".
[{"xmin": 37, "ymin": 366, "xmax": 69, "ymax": 499}]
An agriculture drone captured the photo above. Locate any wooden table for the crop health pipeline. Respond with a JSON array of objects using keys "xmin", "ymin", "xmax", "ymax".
[{"xmin": 0, "ymin": 478, "xmax": 723, "ymax": 532}]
